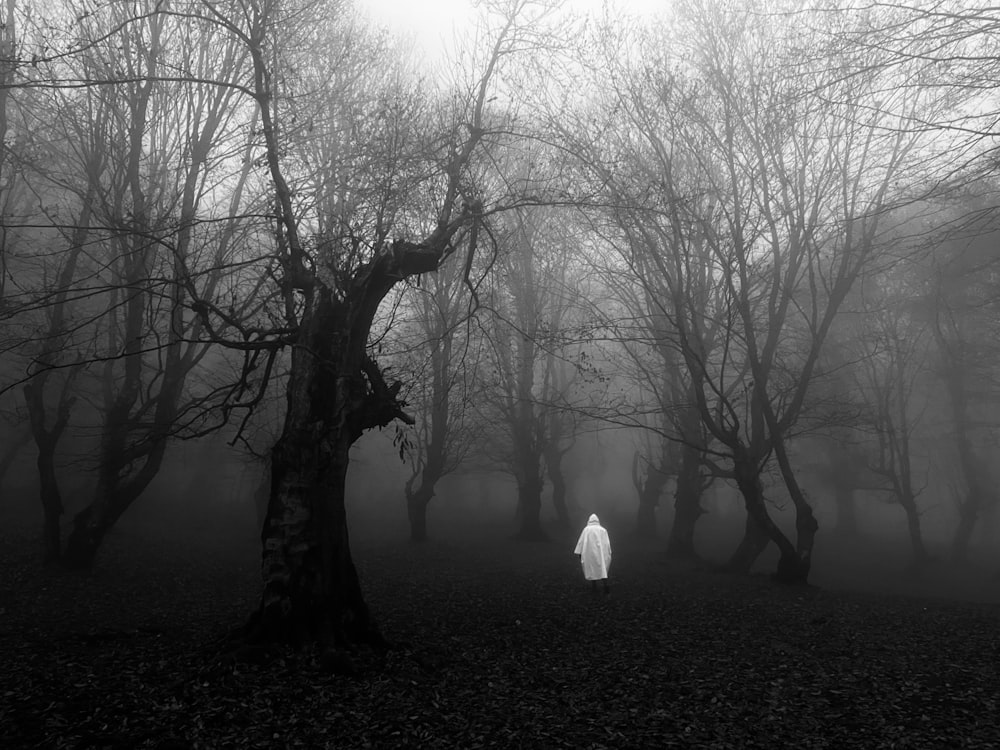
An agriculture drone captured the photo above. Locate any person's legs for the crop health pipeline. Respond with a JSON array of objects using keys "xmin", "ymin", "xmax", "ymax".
[
  {"xmin": 590, "ymin": 579, "xmax": 598, "ymax": 593},
  {"xmin": 602, "ymin": 577, "xmax": 610, "ymax": 595}
]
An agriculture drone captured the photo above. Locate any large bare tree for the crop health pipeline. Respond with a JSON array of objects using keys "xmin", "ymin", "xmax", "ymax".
[
  {"xmin": 200, "ymin": 0, "xmax": 550, "ymax": 645},
  {"xmin": 562, "ymin": 2, "xmax": 951, "ymax": 582}
]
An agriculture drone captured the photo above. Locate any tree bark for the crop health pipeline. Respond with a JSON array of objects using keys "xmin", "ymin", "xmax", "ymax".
[
  {"xmin": 242, "ymin": 285, "xmax": 385, "ymax": 646},
  {"xmin": 247, "ymin": 247, "xmax": 440, "ymax": 646},
  {"xmin": 252, "ymin": 429, "xmax": 380, "ymax": 647}
]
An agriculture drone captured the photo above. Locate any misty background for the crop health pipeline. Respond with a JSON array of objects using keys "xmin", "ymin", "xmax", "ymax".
[{"xmin": 1, "ymin": 0, "xmax": 999, "ymax": 606}]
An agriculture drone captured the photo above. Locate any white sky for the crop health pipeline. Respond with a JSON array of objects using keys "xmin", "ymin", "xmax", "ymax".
[{"xmin": 357, "ymin": 0, "xmax": 668, "ymax": 62}]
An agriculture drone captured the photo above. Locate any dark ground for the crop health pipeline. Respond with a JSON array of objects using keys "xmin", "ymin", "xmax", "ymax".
[{"xmin": 1, "ymin": 518, "xmax": 999, "ymax": 750}]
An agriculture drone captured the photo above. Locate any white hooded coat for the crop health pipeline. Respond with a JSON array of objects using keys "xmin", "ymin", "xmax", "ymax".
[{"xmin": 574, "ymin": 514, "xmax": 612, "ymax": 580}]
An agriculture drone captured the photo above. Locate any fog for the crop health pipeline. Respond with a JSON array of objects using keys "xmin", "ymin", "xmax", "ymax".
[
  {"xmin": 3, "ymin": 0, "xmax": 1000, "ymax": 673},
  {"xmin": 7, "ymin": 2, "xmax": 1000, "ymax": 747},
  {"xmin": 4, "ymin": 418, "xmax": 996, "ymax": 608}
]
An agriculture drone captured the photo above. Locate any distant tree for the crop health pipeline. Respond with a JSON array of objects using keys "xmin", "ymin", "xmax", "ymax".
[
  {"xmin": 540, "ymin": 345, "xmax": 595, "ymax": 533},
  {"xmin": 477, "ymin": 204, "xmax": 564, "ymax": 540},
  {"xmin": 843, "ymin": 3, "xmax": 1000, "ymax": 567},
  {"xmin": 602, "ymin": 268, "xmax": 713, "ymax": 554},
  {"xmin": 795, "ymin": 336, "xmax": 872, "ymax": 542},
  {"xmin": 395, "ymin": 248, "xmax": 480, "ymax": 542},
  {"xmin": 923, "ymin": 210, "xmax": 1000, "ymax": 562},
  {"xmin": 0, "ymin": 0, "xmax": 23, "ymax": 307},
  {"xmin": 562, "ymin": 2, "xmax": 951, "ymax": 582},
  {"xmin": 6, "ymin": 0, "xmax": 259, "ymax": 566},
  {"xmin": 0, "ymin": 0, "xmax": 43, "ymax": 507},
  {"xmin": 853, "ymin": 282, "xmax": 933, "ymax": 568}
]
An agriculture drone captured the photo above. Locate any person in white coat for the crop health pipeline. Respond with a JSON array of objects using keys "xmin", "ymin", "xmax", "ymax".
[{"xmin": 574, "ymin": 514, "xmax": 612, "ymax": 594}]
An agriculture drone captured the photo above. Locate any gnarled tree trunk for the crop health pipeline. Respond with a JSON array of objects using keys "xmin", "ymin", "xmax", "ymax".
[
  {"xmin": 255, "ymin": 425, "xmax": 378, "ymax": 646},
  {"xmin": 725, "ymin": 452, "xmax": 799, "ymax": 577},
  {"xmin": 247, "ymin": 243, "xmax": 449, "ymax": 645}
]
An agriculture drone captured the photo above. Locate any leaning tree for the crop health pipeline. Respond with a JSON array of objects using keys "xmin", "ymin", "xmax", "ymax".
[
  {"xmin": 561, "ymin": 1, "xmax": 954, "ymax": 582},
  {"xmin": 393, "ymin": 243, "xmax": 481, "ymax": 543},
  {"xmin": 1, "ymin": 0, "xmax": 261, "ymax": 564},
  {"xmin": 185, "ymin": 0, "xmax": 553, "ymax": 646}
]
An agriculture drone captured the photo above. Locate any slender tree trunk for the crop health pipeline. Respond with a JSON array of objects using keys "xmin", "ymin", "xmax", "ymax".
[
  {"xmin": 667, "ymin": 444, "xmax": 704, "ymax": 559},
  {"xmin": 62, "ymin": 476, "xmax": 147, "ymax": 568},
  {"xmin": 21, "ymin": 192, "xmax": 90, "ymax": 561},
  {"xmin": 899, "ymin": 493, "xmax": 929, "ymax": 568},
  {"xmin": 833, "ymin": 481, "xmax": 859, "ymax": 538},
  {"xmin": 516, "ymin": 474, "xmax": 545, "ymax": 541},
  {"xmin": 722, "ymin": 511, "xmax": 771, "ymax": 574},
  {"xmin": 63, "ymin": 497, "xmax": 118, "ymax": 569},
  {"xmin": 253, "ymin": 469, "xmax": 270, "ymax": 532},
  {"xmin": 24, "ymin": 381, "xmax": 76, "ymax": 564},
  {"xmin": 62, "ymin": 394, "xmax": 175, "ymax": 569},
  {"xmin": 634, "ymin": 434, "xmax": 674, "ymax": 540},
  {"xmin": 635, "ymin": 491, "xmax": 658, "ymax": 538},
  {"xmin": 35, "ymin": 436, "xmax": 62, "ymax": 564},
  {"xmin": 406, "ymin": 484, "xmax": 434, "ymax": 543},
  {"xmin": 725, "ymin": 453, "xmax": 799, "ymax": 577},
  {"xmin": 771, "ymin": 437, "xmax": 817, "ymax": 584},
  {"xmin": 936, "ymin": 332, "xmax": 988, "ymax": 563},
  {"xmin": 825, "ymin": 443, "xmax": 861, "ymax": 538},
  {"xmin": 950, "ymin": 456, "xmax": 987, "ymax": 564},
  {"xmin": 544, "ymin": 446, "xmax": 570, "ymax": 532},
  {"xmin": 635, "ymin": 468, "xmax": 668, "ymax": 539},
  {"xmin": 951, "ymin": 504, "xmax": 979, "ymax": 564},
  {"xmin": 0, "ymin": 427, "xmax": 30, "ymax": 497}
]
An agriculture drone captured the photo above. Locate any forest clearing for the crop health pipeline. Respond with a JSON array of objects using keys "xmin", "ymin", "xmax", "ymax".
[
  {"xmin": 2, "ymin": 509, "xmax": 998, "ymax": 750},
  {"xmin": 4, "ymin": 1, "xmax": 1000, "ymax": 745}
]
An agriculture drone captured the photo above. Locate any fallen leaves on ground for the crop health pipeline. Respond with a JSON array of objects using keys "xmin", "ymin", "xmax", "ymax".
[{"xmin": 1, "ymin": 530, "xmax": 998, "ymax": 749}]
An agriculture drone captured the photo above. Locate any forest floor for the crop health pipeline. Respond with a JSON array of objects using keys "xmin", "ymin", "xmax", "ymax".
[{"xmin": 1, "ymin": 520, "xmax": 999, "ymax": 749}]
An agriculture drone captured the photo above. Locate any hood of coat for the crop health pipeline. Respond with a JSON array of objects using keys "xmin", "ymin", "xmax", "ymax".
[{"xmin": 587, "ymin": 514, "xmax": 600, "ymax": 525}]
